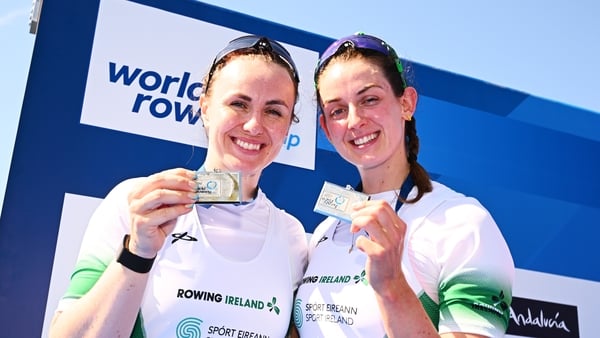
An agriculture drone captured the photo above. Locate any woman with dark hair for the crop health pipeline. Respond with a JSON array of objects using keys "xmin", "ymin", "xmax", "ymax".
[
  {"xmin": 295, "ymin": 33, "xmax": 514, "ymax": 337},
  {"xmin": 50, "ymin": 35, "xmax": 307, "ymax": 337}
]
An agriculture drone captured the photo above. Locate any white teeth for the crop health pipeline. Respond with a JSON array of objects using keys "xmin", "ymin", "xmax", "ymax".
[
  {"xmin": 353, "ymin": 133, "xmax": 377, "ymax": 145},
  {"xmin": 236, "ymin": 139, "xmax": 260, "ymax": 151}
]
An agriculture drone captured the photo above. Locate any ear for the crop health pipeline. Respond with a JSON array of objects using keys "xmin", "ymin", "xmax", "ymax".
[
  {"xmin": 318, "ymin": 113, "xmax": 332, "ymax": 141},
  {"xmin": 199, "ymin": 93, "xmax": 209, "ymax": 127},
  {"xmin": 400, "ymin": 86, "xmax": 418, "ymax": 121}
]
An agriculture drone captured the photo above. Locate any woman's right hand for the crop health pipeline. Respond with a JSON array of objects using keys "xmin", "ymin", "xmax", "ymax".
[{"xmin": 126, "ymin": 168, "xmax": 199, "ymax": 258}]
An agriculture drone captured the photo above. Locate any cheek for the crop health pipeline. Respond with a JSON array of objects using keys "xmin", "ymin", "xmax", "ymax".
[
  {"xmin": 268, "ymin": 124, "xmax": 291, "ymax": 143},
  {"xmin": 324, "ymin": 120, "xmax": 346, "ymax": 139}
]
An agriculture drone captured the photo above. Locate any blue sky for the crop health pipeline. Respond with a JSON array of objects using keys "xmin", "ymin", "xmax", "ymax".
[{"xmin": 1, "ymin": 0, "xmax": 599, "ymax": 212}]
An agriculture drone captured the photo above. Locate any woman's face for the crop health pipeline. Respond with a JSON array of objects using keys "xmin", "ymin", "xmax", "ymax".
[
  {"xmin": 318, "ymin": 57, "xmax": 414, "ymax": 170},
  {"xmin": 200, "ymin": 55, "xmax": 295, "ymax": 176}
]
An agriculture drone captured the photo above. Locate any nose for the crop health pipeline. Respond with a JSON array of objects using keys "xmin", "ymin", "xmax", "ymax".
[
  {"xmin": 347, "ymin": 104, "xmax": 366, "ymax": 129},
  {"xmin": 243, "ymin": 112, "xmax": 263, "ymax": 135}
]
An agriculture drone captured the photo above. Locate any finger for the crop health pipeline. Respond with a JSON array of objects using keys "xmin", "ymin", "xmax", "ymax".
[
  {"xmin": 350, "ymin": 201, "xmax": 406, "ymax": 248},
  {"xmin": 350, "ymin": 200, "xmax": 397, "ymax": 235},
  {"xmin": 129, "ymin": 168, "xmax": 198, "ymax": 201},
  {"xmin": 354, "ymin": 234, "xmax": 384, "ymax": 255},
  {"xmin": 131, "ymin": 203, "xmax": 193, "ymax": 231},
  {"xmin": 130, "ymin": 188, "xmax": 197, "ymax": 213},
  {"xmin": 351, "ymin": 213, "xmax": 393, "ymax": 249}
]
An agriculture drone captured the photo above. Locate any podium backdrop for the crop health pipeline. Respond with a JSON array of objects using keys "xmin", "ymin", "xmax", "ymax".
[{"xmin": 1, "ymin": 0, "xmax": 599, "ymax": 337}]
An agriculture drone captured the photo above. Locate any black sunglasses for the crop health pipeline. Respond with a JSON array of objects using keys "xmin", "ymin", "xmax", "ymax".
[{"xmin": 204, "ymin": 35, "xmax": 300, "ymax": 93}]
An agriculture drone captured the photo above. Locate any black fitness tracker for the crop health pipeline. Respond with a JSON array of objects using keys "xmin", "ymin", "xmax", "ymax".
[{"xmin": 117, "ymin": 234, "xmax": 156, "ymax": 273}]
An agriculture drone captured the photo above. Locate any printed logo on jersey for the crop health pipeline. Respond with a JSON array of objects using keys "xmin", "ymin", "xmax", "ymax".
[
  {"xmin": 315, "ymin": 235, "xmax": 328, "ymax": 247},
  {"xmin": 176, "ymin": 317, "xmax": 203, "ymax": 338},
  {"xmin": 301, "ymin": 301, "xmax": 358, "ymax": 326},
  {"xmin": 293, "ymin": 299, "xmax": 303, "ymax": 328},
  {"xmin": 176, "ymin": 288, "xmax": 282, "ymax": 315},
  {"xmin": 353, "ymin": 270, "xmax": 368, "ymax": 285},
  {"xmin": 507, "ymin": 296, "xmax": 579, "ymax": 338},
  {"xmin": 471, "ymin": 289, "xmax": 509, "ymax": 319},
  {"xmin": 300, "ymin": 269, "xmax": 369, "ymax": 286},
  {"xmin": 171, "ymin": 231, "xmax": 198, "ymax": 244},
  {"xmin": 206, "ymin": 324, "xmax": 270, "ymax": 337},
  {"xmin": 492, "ymin": 290, "xmax": 509, "ymax": 311}
]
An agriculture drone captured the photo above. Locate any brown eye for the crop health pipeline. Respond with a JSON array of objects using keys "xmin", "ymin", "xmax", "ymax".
[{"xmin": 329, "ymin": 107, "xmax": 347, "ymax": 120}]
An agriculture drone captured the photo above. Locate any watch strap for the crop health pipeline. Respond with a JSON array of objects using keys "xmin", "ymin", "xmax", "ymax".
[{"xmin": 117, "ymin": 234, "xmax": 156, "ymax": 273}]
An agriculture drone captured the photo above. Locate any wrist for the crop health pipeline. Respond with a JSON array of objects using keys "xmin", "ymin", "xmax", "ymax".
[{"xmin": 117, "ymin": 234, "xmax": 156, "ymax": 273}]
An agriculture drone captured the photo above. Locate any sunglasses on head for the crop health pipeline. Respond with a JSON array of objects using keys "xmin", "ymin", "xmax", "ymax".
[
  {"xmin": 204, "ymin": 35, "xmax": 300, "ymax": 93},
  {"xmin": 315, "ymin": 33, "xmax": 405, "ymax": 87}
]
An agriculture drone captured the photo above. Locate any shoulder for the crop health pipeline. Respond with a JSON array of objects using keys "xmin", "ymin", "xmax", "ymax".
[
  {"xmin": 430, "ymin": 181, "xmax": 492, "ymax": 224},
  {"xmin": 404, "ymin": 180, "xmax": 502, "ymax": 244},
  {"xmin": 413, "ymin": 181, "xmax": 490, "ymax": 222}
]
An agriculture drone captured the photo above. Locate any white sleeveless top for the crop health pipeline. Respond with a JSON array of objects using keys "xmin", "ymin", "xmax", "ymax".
[
  {"xmin": 295, "ymin": 182, "xmax": 514, "ymax": 337},
  {"xmin": 141, "ymin": 200, "xmax": 295, "ymax": 337}
]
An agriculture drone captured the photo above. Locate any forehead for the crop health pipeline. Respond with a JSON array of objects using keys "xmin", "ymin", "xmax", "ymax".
[
  {"xmin": 209, "ymin": 56, "xmax": 296, "ymax": 101},
  {"xmin": 319, "ymin": 58, "xmax": 386, "ymax": 92},
  {"xmin": 214, "ymin": 55, "xmax": 286, "ymax": 82},
  {"xmin": 215, "ymin": 54, "xmax": 294, "ymax": 85}
]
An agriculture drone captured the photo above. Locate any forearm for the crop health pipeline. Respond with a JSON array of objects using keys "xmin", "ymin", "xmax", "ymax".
[
  {"xmin": 376, "ymin": 275, "xmax": 439, "ymax": 338},
  {"xmin": 49, "ymin": 261, "xmax": 149, "ymax": 338}
]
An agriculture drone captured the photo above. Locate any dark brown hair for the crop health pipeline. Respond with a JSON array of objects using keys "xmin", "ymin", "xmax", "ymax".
[{"xmin": 316, "ymin": 48, "xmax": 432, "ymax": 203}]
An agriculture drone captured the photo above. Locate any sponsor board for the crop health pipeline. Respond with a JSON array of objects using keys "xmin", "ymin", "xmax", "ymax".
[
  {"xmin": 80, "ymin": 0, "xmax": 319, "ymax": 170},
  {"xmin": 508, "ymin": 296, "xmax": 579, "ymax": 337}
]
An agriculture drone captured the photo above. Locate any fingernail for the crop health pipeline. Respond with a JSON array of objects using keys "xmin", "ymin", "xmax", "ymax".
[{"xmin": 192, "ymin": 170, "xmax": 200, "ymax": 180}]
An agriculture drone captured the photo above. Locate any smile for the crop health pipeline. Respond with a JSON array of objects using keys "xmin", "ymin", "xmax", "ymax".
[
  {"xmin": 352, "ymin": 132, "xmax": 379, "ymax": 146},
  {"xmin": 235, "ymin": 138, "xmax": 261, "ymax": 151}
]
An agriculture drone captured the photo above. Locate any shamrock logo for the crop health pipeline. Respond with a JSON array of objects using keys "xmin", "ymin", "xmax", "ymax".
[
  {"xmin": 267, "ymin": 296, "xmax": 280, "ymax": 315},
  {"xmin": 492, "ymin": 290, "xmax": 508, "ymax": 311},
  {"xmin": 353, "ymin": 270, "xmax": 368, "ymax": 286}
]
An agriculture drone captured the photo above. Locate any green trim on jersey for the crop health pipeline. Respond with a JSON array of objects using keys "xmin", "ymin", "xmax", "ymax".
[
  {"xmin": 439, "ymin": 274, "xmax": 511, "ymax": 332},
  {"xmin": 418, "ymin": 292, "xmax": 439, "ymax": 330},
  {"xmin": 131, "ymin": 313, "xmax": 145, "ymax": 338},
  {"xmin": 64, "ymin": 258, "xmax": 108, "ymax": 299}
]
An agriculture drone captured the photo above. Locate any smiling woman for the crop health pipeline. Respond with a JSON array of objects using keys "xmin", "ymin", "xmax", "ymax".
[
  {"xmin": 295, "ymin": 33, "xmax": 515, "ymax": 337},
  {"xmin": 48, "ymin": 35, "xmax": 308, "ymax": 338}
]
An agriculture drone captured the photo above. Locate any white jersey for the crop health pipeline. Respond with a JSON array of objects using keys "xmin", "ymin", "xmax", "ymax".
[
  {"xmin": 57, "ymin": 178, "xmax": 308, "ymax": 337},
  {"xmin": 295, "ymin": 181, "xmax": 514, "ymax": 337}
]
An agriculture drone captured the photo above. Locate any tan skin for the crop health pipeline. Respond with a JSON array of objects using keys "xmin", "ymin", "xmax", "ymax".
[
  {"xmin": 317, "ymin": 58, "xmax": 487, "ymax": 338},
  {"xmin": 49, "ymin": 55, "xmax": 297, "ymax": 337}
]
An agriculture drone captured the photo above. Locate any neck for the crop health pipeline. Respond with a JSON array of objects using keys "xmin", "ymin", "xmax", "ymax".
[
  {"xmin": 358, "ymin": 161, "xmax": 410, "ymax": 194},
  {"xmin": 241, "ymin": 173, "xmax": 260, "ymax": 202}
]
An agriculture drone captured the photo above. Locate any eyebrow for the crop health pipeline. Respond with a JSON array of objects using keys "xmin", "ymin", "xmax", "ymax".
[
  {"xmin": 322, "ymin": 83, "xmax": 379, "ymax": 106},
  {"xmin": 236, "ymin": 94, "xmax": 290, "ymax": 110}
]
